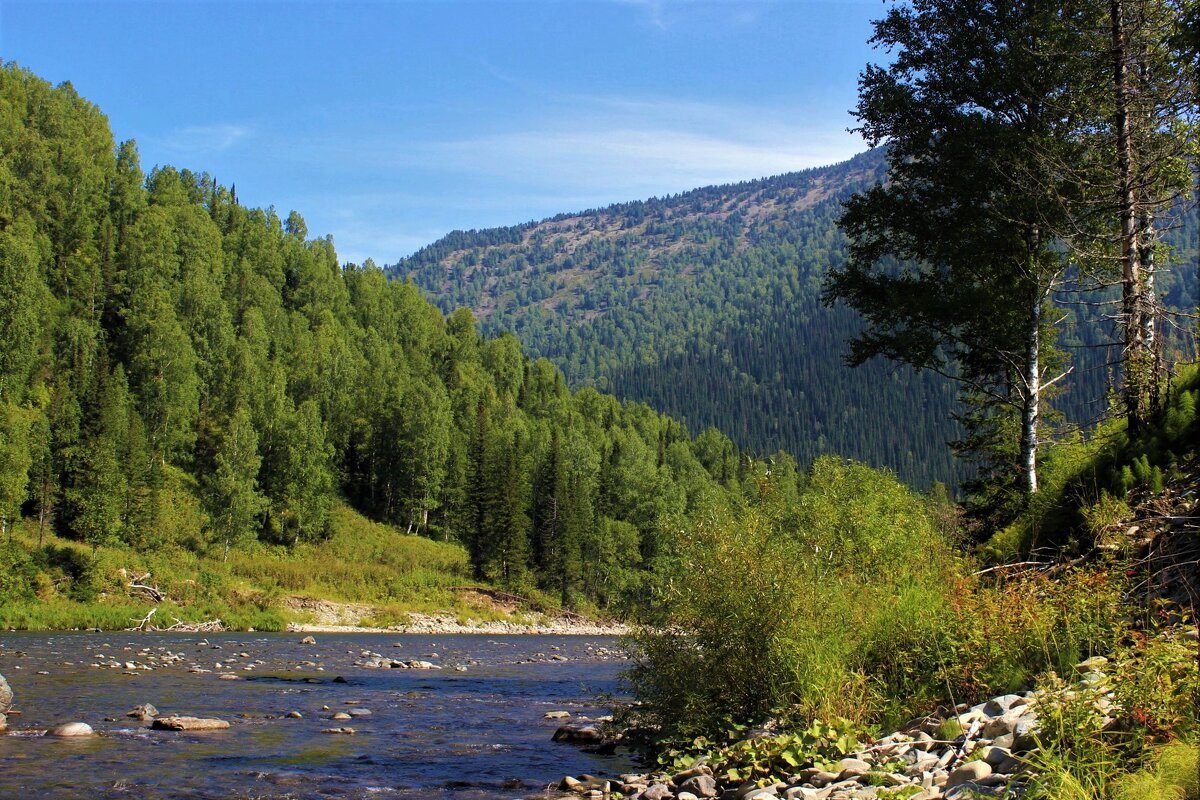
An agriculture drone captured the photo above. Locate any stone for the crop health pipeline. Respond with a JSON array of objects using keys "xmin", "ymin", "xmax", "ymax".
[
  {"xmin": 331, "ymin": 712, "xmax": 352, "ymax": 721},
  {"xmin": 679, "ymin": 774, "xmax": 719, "ymax": 798},
  {"xmin": 835, "ymin": 757, "xmax": 871, "ymax": 781},
  {"xmin": 544, "ymin": 710, "xmax": 572, "ymax": 719},
  {"xmin": 672, "ymin": 765, "xmax": 712, "ymax": 783},
  {"xmin": 151, "ymin": 716, "xmax": 230, "ymax": 731},
  {"xmin": 127, "ymin": 703, "xmax": 159, "ymax": 719},
  {"xmin": 945, "ymin": 762, "xmax": 992, "ymax": 789},
  {"xmin": 982, "ymin": 695, "xmax": 1024, "ymax": 717},
  {"xmin": 552, "ymin": 723, "xmax": 604, "ymax": 744},
  {"xmin": 47, "ymin": 722, "xmax": 94, "ymax": 737},
  {"xmin": 321, "ymin": 727, "xmax": 355, "ymax": 734},
  {"xmin": 678, "ymin": 793, "xmax": 700, "ymax": 800},
  {"xmin": 1011, "ymin": 715, "xmax": 1041, "ymax": 753},
  {"xmin": 981, "ymin": 714, "xmax": 1018, "ymax": 740},
  {"xmin": 300, "ymin": 635, "xmax": 316, "ymax": 645},
  {"xmin": 286, "ymin": 711, "xmax": 303, "ymax": 718},
  {"xmin": 641, "ymin": 783, "xmax": 672, "ymax": 800},
  {"xmin": 0, "ymin": 672, "xmax": 11, "ymax": 713},
  {"xmin": 0, "ymin": 713, "xmax": 6, "ymax": 731},
  {"xmin": 346, "ymin": 708, "xmax": 372, "ymax": 717},
  {"xmin": 808, "ymin": 771, "xmax": 840, "ymax": 788},
  {"xmin": 784, "ymin": 788, "xmax": 832, "ymax": 800}
]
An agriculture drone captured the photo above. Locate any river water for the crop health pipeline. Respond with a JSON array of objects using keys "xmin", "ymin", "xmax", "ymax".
[{"xmin": 0, "ymin": 632, "xmax": 638, "ymax": 799}]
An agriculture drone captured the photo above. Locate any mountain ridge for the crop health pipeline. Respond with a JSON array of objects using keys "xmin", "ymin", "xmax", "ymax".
[{"xmin": 392, "ymin": 149, "xmax": 968, "ymax": 488}]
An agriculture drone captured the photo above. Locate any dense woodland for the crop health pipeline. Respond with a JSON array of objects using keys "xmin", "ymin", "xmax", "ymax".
[
  {"xmin": 394, "ymin": 152, "xmax": 1196, "ymax": 493},
  {"xmin": 0, "ymin": 63, "xmax": 768, "ymax": 610}
]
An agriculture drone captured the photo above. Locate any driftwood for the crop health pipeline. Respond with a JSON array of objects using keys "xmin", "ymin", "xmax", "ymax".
[
  {"xmin": 128, "ymin": 607, "xmax": 157, "ymax": 631},
  {"xmin": 127, "ymin": 572, "xmax": 166, "ymax": 603},
  {"xmin": 165, "ymin": 618, "xmax": 225, "ymax": 633}
]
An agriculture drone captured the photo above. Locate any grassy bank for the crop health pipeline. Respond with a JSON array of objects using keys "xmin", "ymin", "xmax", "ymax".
[{"xmin": 0, "ymin": 503, "xmax": 505, "ymax": 631}]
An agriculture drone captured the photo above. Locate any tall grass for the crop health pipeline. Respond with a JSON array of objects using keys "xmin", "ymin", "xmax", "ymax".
[{"xmin": 0, "ymin": 502, "xmax": 477, "ymax": 630}]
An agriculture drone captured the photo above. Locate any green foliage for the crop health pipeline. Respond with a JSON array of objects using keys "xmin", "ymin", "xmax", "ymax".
[
  {"xmin": 0, "ymin": 61, "xmax": 749, "ymax": 609},
  {"xmin": 626, "ymin": 457, "xmax": 957, "ymax": 737},
  {"xmin": 658, "ymin": 718, "xmax": 864, "ymax": 786}
]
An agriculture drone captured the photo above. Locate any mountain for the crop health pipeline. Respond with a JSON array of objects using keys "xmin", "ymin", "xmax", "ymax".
[
  {"xmin": 393, "ymin": 150, "xmax": 966, "ymax": 488},
  {"xmin": 393, "ymin": 151, "xmax": 1198, "ymax": 491}
]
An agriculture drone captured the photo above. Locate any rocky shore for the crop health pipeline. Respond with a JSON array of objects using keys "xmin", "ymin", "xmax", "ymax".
[
  {"xmin": 551, "ymin": 642, "xmax": 1196, "ymax": 800},
  {"xmin": 283, "ymin": 597, "xmax": 629, "ymax": 636}
]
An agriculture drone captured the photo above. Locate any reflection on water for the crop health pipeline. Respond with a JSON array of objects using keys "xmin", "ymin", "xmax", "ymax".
[{"xmin": 0, "ymin": 633, "xmax": 636, "ymax": 799}]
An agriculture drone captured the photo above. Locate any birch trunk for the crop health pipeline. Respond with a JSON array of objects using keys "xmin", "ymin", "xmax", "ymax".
[{"xmin": 1022, "ymin": 293, "xmax": 1041, "ymax": 496}]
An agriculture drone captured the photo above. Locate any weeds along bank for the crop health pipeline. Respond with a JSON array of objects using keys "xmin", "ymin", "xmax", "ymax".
[
  {"xmin": 0, "ymin": 504, "xmax": 485, "ymax": 631},
  {"xmin": 618, "ymin": 454, "xmax": 1199, "ymax": 800}
]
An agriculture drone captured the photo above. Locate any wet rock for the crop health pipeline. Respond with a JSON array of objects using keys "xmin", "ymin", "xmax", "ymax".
[
  {"xmin": 151, "ymin": 716, "xmax": 230, "ymax": 731},
  {"xmin": 346, "ymin": 708, "xmax": 372, "ymax": 717},
  {"xmin": 0, "ymin": 672, "xmax": 11, "ymax": 713},
  {"xmin": 544, "ymin": 710, "xmax": 572, "ymax": 719},
  {"xmin": 321, "ymin": 726, "xmax": 355, "ymax": 734},
  {"xmin": 0, "ymin": 713, "xmax": 6, "ymax": 731},
  {"xmin": 552, "ymin": 722, "xmax": 604, "ymax": 744},
  {"xmin": 286, "ymin": 711, "xmax": 303, "ymax": 718},
  {"xmin": 331, "ymin": 712, "xmax": 352, "ymax": 721},
  {"xmin": 48, "ymin": 722, "xmax": 94, "ymax": 737},
  {"xmin": 127, "ymin": 703, "xmax": 159, "ymax": 719},
  {"xmin": 300, "ymin": 636, "xmax": 316, "ymax": 645}
]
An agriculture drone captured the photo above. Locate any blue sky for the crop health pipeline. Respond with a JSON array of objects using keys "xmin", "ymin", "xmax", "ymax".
[{"xmin": 1, "ymin": 1, "xmax": 884, "ymax": 264}]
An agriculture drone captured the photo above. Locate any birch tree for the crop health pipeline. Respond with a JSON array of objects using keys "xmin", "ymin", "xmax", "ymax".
[{"xmin": 828, "ymin": 0, "xmax": 1094, "ymax": 498}]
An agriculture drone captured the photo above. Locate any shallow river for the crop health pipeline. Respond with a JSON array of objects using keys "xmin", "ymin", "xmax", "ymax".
[{"xmin": 0, "ymin": 632, "xmax": 638, "ymax": 799}]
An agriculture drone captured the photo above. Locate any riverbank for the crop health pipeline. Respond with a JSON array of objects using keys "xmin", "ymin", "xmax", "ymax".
[
  {"xmin": 282, "ymin": 595, "xmax": 629, "ymax": 636},
  {"xmin": 554, "ymin": 625, "xmax": 1200, "ymax": 800}
]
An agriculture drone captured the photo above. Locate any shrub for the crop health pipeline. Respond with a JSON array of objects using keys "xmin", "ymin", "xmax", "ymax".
[{"xmin": 625, "ymin": 457, "xmax": 958, "ymax": 737}]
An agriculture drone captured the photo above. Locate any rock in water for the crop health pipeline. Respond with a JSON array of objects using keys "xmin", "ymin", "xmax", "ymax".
[
  {"xmin": 127, "ymin": 703, "xmax": 159, "ymax": 719},
  {"xmin": 48, "ymin": 722, "xmax": 94, "ymax": 737},
  {"xmin": 300, "ymin": 635, "xmax": 316, "ymax": 645},
  {"xmin": 552, "ymin": 722, "xmax": 604, "ymax": 744},
  {"xmin": 151, "ymin": 716, "xmax": 230, "ymax": 731},
  {"xmin": 0, "ymin": 713, "xmax": 7, "ymax": 731},
  {"xmin": 0, "ymin": 672, "xmax": 11, "ymax": 713}
]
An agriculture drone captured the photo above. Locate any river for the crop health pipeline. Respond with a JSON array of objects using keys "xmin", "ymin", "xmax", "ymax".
[{"xmin": 0, "ymin": 632, "xmax": 638, "ymax": 799}]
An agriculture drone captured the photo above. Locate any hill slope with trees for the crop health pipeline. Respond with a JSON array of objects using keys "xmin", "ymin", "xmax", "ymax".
[
  {"xmin": 0, "ymin": 63, "xmax": 761, "ymax": 618},
  {"xmin": 393, "ymin": 150, "xmax": 1194, "ymax": 490}
]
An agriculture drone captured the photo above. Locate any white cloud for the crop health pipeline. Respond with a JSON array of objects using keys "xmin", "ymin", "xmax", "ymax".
[{"xmin": 157, "ymin": 123, "xmax": 251, "ymax": 158}]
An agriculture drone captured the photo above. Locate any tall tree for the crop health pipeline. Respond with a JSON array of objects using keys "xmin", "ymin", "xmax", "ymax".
[
  {"xmin": 827, "ymin": 0, "xmax": 1094, "ymax": 498},
  {"xmin": 208, "ymin": 404, "xmax": 266, "ymax": 561}
]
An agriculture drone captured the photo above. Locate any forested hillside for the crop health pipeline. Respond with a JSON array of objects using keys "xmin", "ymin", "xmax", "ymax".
[
  {"xmin": 0, "ymin": 64, "xmax": 753, "ymax": 610},
  {"xmin": 395, "ymin": 151, "xmax": 1196, "ymax": 490}
]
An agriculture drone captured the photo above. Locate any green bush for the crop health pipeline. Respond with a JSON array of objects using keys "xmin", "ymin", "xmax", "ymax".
[{"xmin": 625, "ymin": 457, "xmax": 958, "ymax": 737}]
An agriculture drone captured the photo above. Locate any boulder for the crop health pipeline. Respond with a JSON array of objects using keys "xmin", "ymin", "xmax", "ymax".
[
  {"xmin": 544, "ymin": 710, "xmax": 572, "ymax": 719},
  {"xmin": 300, "ymin": 635, "xmax": 316, "ymax": 645},
  {"xmin": 151, "ymin": 716, "xmax": 230, "ymax": 731},
  {"xmin": 679, "ymin": 774, "xmax": 719, "ymax": 798},
  {"xmin": 552, "ymin": 723, "xmax": 604, "ymax": 744},
  {"xmin": 0, "ymin": 672, "xmax": 11, "ymax": 712},
  {"xmin": 346, "ymin": 708, "xmax": 372, "ymax": 717},
  {"xmin": 47, "ymin": 722, "xmax": 94, "ymax": 737}
]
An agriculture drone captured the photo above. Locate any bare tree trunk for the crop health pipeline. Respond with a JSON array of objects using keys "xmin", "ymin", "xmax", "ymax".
[
  {"xmin": 1113, "ymin": 0, "xmax": 1147, "ymax": 432},
  {"xmin": 1022, "ymin": 295, "xmax": 1041, "ymax": 496}
]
